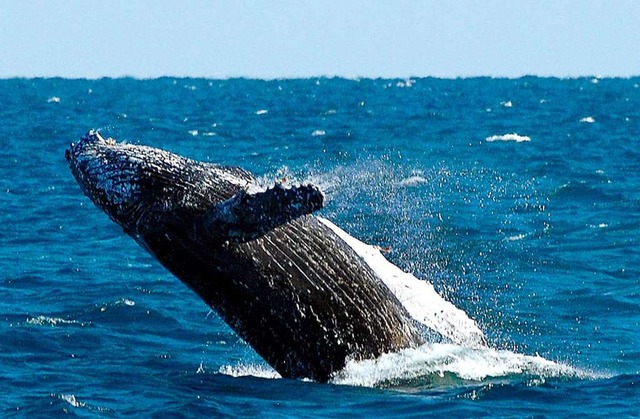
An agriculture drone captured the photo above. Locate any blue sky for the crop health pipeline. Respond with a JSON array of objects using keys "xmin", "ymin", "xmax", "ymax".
[{"xmin": 1, "ymin": 0, "xmax": 639, "ymax": 78}]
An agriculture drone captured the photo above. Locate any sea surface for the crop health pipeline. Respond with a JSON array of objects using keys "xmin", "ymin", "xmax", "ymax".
[{"xmin": 1, "ymin": 77, "xmax": 639, "ymax": 417}]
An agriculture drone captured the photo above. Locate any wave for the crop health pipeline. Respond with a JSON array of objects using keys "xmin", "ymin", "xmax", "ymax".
[
  {"xmin": 398, "ymin": 175, "xmax": 428, "ymax": 187},
  {"xmin": 485, "ymin": 133, "xmax": 531, "ymax": 142},
  {"xmin": 25, "ymin": 315, "xmax": 87, "ymax": 327},
  {"xmin": 218, "ymin": 364, "xmax": 282, "ymax": 380}
]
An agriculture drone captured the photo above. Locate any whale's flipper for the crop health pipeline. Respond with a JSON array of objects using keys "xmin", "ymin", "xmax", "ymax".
[{"xmin": 199, "ymin": 183, "xmax": 324, "ymax": 243}]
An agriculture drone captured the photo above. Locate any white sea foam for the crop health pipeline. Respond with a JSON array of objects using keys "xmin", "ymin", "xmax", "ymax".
[
  {"xmin": 501, "ymin": 100, "xmax": 513, "ymax": 108},
  {"xmin": 331, "ymin": 343, "xmax": 597, "ymax": 387},
  {"xmin": 505, "ymin": 233, "xmax": 527, "ymax": 242},
  {"xmin": 398, "ymin": 175, "xmax": 428, "ymax": 187},
  {"xmin": 188, "ymin": 130, "xmax": 199, "ymax": 136},
  {"xmin": 218, "ymin": 363, "xmax": 281, "ymax": 379},
  {"xmin": 255, "ymin": 109, "xmax": 268, "ymax": 115},
  {"xmin": 311, "ymin": 130, "xmax": 326, "ymax": 137},
  {"xmin": 485, "ymin": 133, "xmax": 531, "ymax": 143},
  {"xmin": 580, "ymin": 116, "xmax": 595, "ymax": 123},
  {"xmin": 60, "ymin": 394, "xmax": 84, "ymax": 408},
  {"xmin": 396, "ymin": 79, "xmax": 415, "ymax": 88},
  {"xmin": 26, "ymin": 315, "xmax": 86, "ymax": 327},
  {"xmin": 47, "ymin": 96, "xmax": 60, "ymax": 103},
  {"xmin": 318, "ymin": 217, "xmax": 486, "ymax": 348}
]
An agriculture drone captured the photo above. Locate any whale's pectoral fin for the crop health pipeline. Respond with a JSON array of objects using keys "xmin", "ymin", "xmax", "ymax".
[{"xmin": 198, "ymin": 183, "xmax": 324, "ymax": 243}]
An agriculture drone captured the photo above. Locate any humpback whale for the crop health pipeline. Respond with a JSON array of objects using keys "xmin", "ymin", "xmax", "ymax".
[{"xmin": 66, "ymin": 131, "xmax": 485, "ymax": 382}]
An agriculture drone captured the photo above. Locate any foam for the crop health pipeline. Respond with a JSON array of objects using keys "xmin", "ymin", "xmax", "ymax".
[
  {"xmin": 218, "ymin": 363, "xmax": 281, "ymax": 379},
  {"xmin": 485, "ymin": 133, "xmax": 531, "ymax": 142},
  {"xmin": 60, "ymin": 394, "xmax": 84, "ymax": 408},
  {"xmin": 398, "ymin": 175, "xmax": 428, "ymax": 187},
  {"xmin": 331, "ymin": 343, "xmax": 599, "ymax": 387},
  {"xmin": 580, "ymin": 116, "xmax": 596, "ymax": 123},
  {"xmin": 26, "ymin": 315, "xmax": 86, "ymax": 327}
]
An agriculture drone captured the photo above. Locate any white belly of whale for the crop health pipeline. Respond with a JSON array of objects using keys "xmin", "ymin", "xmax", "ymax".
[{"xmin": 318, "ymin": 217, "xmax": 486, "ymax": 348}]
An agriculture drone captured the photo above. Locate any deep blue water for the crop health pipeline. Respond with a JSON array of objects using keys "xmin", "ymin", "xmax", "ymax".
[{"xmin": 1, "ymin": 77, "xmax": 639, "ymax": 417}]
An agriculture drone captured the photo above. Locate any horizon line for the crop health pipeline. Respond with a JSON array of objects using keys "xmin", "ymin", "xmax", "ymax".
[{"xmin": 2, "ymin": 73, "xmax": 640, "ymax": 82}]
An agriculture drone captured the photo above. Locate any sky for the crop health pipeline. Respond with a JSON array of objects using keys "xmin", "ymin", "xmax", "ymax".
[{"xmin": 1, "ymin": 0, "xmax": 639, "ymax": 79}]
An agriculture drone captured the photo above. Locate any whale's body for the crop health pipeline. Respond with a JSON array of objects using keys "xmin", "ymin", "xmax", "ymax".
[{"xmin": 66, "ymin": 131, "xmax": 484, "ymax": 382}]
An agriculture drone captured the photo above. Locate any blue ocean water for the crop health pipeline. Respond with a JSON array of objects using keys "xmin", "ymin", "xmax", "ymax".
[{"xmin": 1, "ymin": 77, "xmax": 639, "ymax": 417}]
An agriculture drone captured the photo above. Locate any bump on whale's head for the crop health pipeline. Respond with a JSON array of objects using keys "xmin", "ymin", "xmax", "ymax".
[{"xmin": 66, "ymin": 130, "xmax": 253, "ymax": 234}]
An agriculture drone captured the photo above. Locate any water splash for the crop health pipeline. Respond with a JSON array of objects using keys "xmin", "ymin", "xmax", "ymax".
[
  {"xmin": 218, "ymin": 363, "xmax": 281, "ymax": 379},
  {"xmin": 331, "ymin": 343, "xmax": 601, "ymax": 388}
]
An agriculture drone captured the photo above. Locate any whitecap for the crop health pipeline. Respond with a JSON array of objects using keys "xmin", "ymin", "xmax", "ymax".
[
  {"xmin": 505, "ymin": 233, "xmax": 527, "ymax": 242},
  {"xmin": 396, "ymin": 79, "xmax": 415, "ymax": 88},
  {"xmin": 188, "ymin": 130, "xmax": 199, "ymax": 136},
  {"xmin": 398, "ymin": 175, "xmax": 428, "ymax": 187},
  {"xmin": 500, "ymin": 101, "xmax": 513, "ymax": 108},
  {"xmin": 311, "ymin": 130, "xmax": 326, "ymax": 137},
  {"xmin": 588, "ymin": 223, "xmax": 608, "ymax": 229},
  {"xmin": 60, "ymin": 394, "xmax": 84, "ymax": 408},
  {"xmin": 218, "ymin": 363, "xmax": 281, "ymax": 379},
  {"xmin": 47, "ymin": 96, "xmax": 60, "ymax": 103},
  {"xmin": 580, "ymin": 116, "xmax": 595, "ymax": 123},
  {"xmin": 255, "ymin": 109, "xmax": 268, "ymax": 115},
  {"xmin": 485, "ymin": 133, "xmax": 531, "ymax": 143},
  {"xmin": 196, "ymin": 362, "xmax": 206, "ymax": 374},
  {"xmin": 98, "ymin": 298, "xmax": 136, "ymax": 312},
  {"xmin": 26, "ymin": 315, "xmax": 84, "ymax": 327},
  {"xmin": 121, "ymin": 298, "xmax": 135, "ymax": 306}
]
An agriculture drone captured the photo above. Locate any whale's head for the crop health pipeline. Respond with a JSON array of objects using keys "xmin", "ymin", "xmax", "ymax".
[{"xmin": 66, "ymin": 131, "xmax": 253, "ymax": 237}]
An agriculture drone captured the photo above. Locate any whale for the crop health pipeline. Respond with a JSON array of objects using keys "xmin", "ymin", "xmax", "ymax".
[{"xmin": 66, "ymin": 130, "xmax": 485, "ymax": 382}]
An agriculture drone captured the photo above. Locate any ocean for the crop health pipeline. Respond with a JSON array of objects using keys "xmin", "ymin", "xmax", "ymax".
[{"xmin": 1, "ymin": 77, "xmax": 639, "ymax": 417}]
